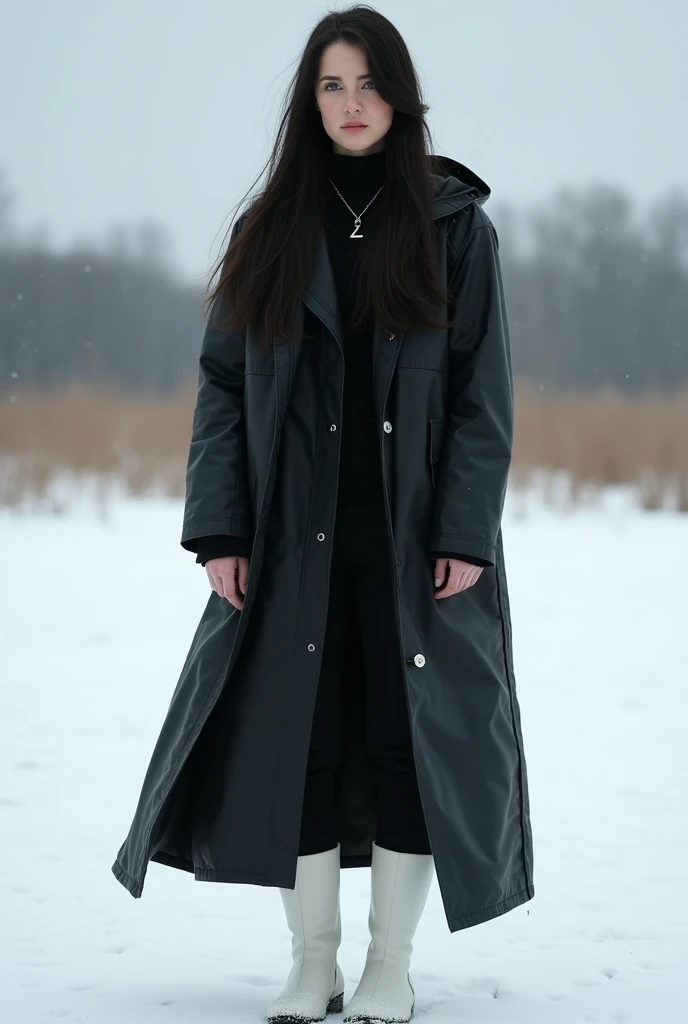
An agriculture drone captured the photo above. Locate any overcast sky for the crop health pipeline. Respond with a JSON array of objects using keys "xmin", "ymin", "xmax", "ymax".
[{"xmin": 1, "ymin": 0, "xmax": 686, "ymax": 282}]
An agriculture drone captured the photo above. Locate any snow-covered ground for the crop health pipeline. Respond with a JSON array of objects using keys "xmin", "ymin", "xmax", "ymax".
[{"xmin": 2, "ymin": 483, "xmax": 686, "ymax": 1023}]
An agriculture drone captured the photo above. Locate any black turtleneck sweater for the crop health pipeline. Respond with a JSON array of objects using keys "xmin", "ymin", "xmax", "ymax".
[
  {"xmin": 194, "ymin": 149, "xmax": 489, "ymax": 569},
  {"xmin": 325, "ymin": 146, "xmax": 386, "ymax": 508}
]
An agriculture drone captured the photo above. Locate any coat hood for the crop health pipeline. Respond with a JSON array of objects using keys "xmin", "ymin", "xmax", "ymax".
[{"xmin": 429, "ymin": 154, "xmax": 491, "ymax": 220}]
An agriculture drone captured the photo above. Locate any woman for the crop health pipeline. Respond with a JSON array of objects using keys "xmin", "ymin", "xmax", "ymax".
[{"xmin": 112, "ymin": 6, "xmax": 535, "ymax": 1024}]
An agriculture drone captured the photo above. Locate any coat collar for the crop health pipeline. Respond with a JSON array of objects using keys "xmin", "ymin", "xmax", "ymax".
[
  {"xmin": 273, "ymin": 156, "xmax": 491, "ymax": 460},
  {"xmin": 302, "ymin": 154, "xmax": 489, "ymax": 353}
]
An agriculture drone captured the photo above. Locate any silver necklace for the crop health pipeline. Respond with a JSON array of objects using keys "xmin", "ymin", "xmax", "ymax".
[{"xmin": 328, "ymin": 178, "xmax": 385, "ymax": 238}]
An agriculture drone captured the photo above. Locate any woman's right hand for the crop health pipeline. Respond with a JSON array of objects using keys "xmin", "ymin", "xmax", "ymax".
[{"xmin": 206, "ymin": 556, "xmax": 250, "ymax": 611}]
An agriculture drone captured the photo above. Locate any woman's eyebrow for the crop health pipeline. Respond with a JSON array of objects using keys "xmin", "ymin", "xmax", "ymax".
[{"xmin": 318, "ymin": 73, "xmax": 373, "ymax": 82}]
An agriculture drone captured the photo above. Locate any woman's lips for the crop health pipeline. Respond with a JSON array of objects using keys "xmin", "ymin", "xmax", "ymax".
[{"xmin": 342, "ymin": 125, "xmax": 367, "ymax": 132}]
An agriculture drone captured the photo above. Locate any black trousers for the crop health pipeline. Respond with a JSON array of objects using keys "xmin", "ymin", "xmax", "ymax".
[{"xmin": 298, "ymin": 502, "xmax": 432, "ymax": 857}]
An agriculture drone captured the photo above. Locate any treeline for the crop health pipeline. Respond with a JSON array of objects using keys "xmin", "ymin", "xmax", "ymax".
[
  {"xmin": 0, "ymin": 166, "xmax": 687, "ymax": 395},
  {"xmin": 493, "ymin": 184, "xmax": 688, "ymax": 394}
]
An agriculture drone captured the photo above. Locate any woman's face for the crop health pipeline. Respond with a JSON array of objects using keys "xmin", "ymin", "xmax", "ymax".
[{"xmin": 314, "ymin": 41, "xmax": 393, "ymax": 155}]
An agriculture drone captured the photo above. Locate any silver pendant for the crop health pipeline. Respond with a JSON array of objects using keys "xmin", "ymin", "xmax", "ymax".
[{"xmin": 350, "ymin": 217, "xmax": 363, "ymax": 239}]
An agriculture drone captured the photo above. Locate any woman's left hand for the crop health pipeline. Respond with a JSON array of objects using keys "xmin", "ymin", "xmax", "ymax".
[{"xmin": 433, "ymin": 558, "xmax": 483, "ymax": 598}]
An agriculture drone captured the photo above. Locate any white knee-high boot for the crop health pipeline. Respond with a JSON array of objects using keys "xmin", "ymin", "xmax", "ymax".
[
  {"xmin": 343, "ymin": 841, "xmax": 435, "ymax": 1024},
  {"xmin": 266, "ymin": 843, "xmax": 345, "ymax": 1023}
]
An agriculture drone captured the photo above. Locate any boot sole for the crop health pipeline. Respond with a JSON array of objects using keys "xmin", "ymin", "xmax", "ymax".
[
  {"xmin": 343, "ymin": 1015, "xmax": 412, "ymax": 1024},
  {"xmin": 343, "ymin": 999, "xmax": 415, "ymax": 1024},
  {"xmin": 267, "ymin": 989, "xmax": 344, "ymax": 1023}
]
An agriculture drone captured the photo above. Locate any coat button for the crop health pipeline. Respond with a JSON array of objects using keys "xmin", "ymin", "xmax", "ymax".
[
  {"xmin": 388, "ymin": 332, "xmax": 396, "ymax": 340},
  {"xmin": 330, "ymin": 423, "xmax": 337, "ymax": 431},
  {"xmin": 413, "ymin": 654, "xmax": 425, "ymax": 667},
  {"xmin": 383, "ymin": 421, "xmax": 393, "ymax": 433},
  {"xmin": 317, "ymin": 532, "xmax": 325, "ymax": 541},
  {"xmin": 308, "ymin": 644, "xmax": 316, "ymax": 652}
]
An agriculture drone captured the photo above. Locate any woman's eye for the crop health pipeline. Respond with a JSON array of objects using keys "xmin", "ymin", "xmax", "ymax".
[{"xmin": 323, "ymin": 81, "xmax": 376, "ymax": 91}]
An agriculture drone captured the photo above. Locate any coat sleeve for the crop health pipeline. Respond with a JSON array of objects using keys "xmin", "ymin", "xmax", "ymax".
[
  {"xmin": 195, "ymin": 533, "xmax": 253, "ymax": 565},
  {"xmin": 180, "ymin": 218, "xmax": 253, "ymax": 555},
  {"xmin": 428, "ymin": 219, "xmax": 514, "ymax": 569},
  {"xmin": 428, "ymin": 548, "xmax": 492, "ymax": 568}
]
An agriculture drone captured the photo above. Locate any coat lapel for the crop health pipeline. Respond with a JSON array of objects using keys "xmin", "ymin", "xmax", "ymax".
[
  {"xmin": 300, "ymin": 171, "xmax": 477, "ymax": 352},
  {"xmin": 302, "ymin": 226, "xmax": 343, "ymax": 355},
  {"xmin": 299, "ymin": 224, "xmax": 401, "ymax": 427},
  {"xmin": 297, "ymin": 177, "xmax": 478, "ymax": 426}
]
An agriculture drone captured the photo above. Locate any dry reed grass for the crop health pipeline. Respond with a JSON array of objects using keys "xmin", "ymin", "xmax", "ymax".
[
  {"xmin": 512, "ymin": 380, "xmax": 688, "ymax": 511},
  {"xmin": 1, "ymin": 379, "xmax": 686, "ymax": 512}
]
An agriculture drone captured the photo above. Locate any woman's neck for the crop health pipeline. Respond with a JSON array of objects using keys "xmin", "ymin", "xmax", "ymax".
[{"xmin": 326, "ymin": 147, "xmax": 387, "ymax": 189}]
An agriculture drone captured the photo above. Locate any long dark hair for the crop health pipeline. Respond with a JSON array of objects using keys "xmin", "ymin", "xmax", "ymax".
[{"xmin": 205, "ymin": 4, "xmax": 455, "ymax": 353}]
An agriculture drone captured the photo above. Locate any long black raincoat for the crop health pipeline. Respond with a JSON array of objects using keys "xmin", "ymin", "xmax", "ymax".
[{"xmin": 112, "ymin": 155, "xmax": 535, "ymax": 933}]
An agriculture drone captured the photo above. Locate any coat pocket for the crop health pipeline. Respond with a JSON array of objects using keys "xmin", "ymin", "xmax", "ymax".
[{"xmin": 428, "ymin": 418, "xmax": 447, "ymax": 488}]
